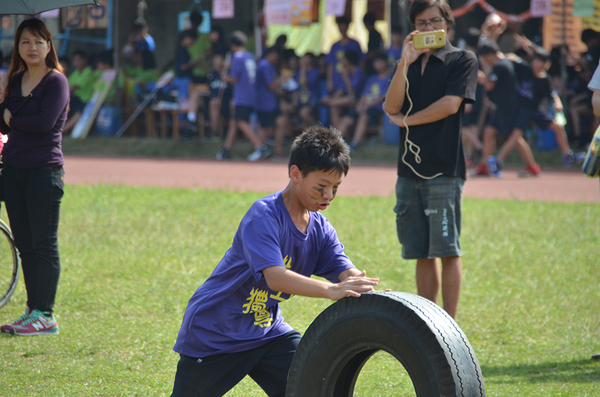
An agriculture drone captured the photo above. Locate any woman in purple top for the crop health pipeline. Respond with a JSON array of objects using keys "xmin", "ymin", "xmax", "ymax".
[{"xmin": 0, "ymin": 18, "xmax": 69, "ymax": 336}]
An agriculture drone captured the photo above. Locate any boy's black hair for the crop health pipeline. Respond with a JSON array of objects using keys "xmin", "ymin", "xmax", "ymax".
[
  {"xmin": 97, "ymin": 49, "xmax": 113, "ymax": 67},
  {"xmin": 210, "ymin": 25, "xmax": 224, "ymax": 38},
  {"xmin": 262, "ymin": 46, "xmax": 279, "ymax": 58},
  {"xmin": 344, "ymin": 49, "xmax": 360, "ymax": 66},
  {"xmin": 190, "ymin": 10, "xmax": 204, "ymax": 28},
  {"xmin": 391, "ymin": 26, "xmax": 402, "ymax": 35},
  {"xmin": 464, "ymin": 27, "xmax": 481, "ymax": 49},
  {"xmin": 230, "ymin": 31, "xmax": 247, "ymax": 47},
  {"xmin": 72, "ymin": 49, "xmax": 88, "ymax": 59},
  {"xmin": 336, "ymin": 17, "xmax": 351, "ymax": 27},
  {"xmin": 132, "ymin": 19, "xmax": 147, "ymax": 32},
  {"xmin": 275, "ymin": 34, "xmax": 287, "ymax": 47},
  {"xmin": 581, "ymin": 28, "xmax": 600, "ymax": 44},
  {"xmin": 478, "ymin": 40, "xmax": 499, "ymax": 56},
  {"xmin": 58, "ymin": 56, "xmax": 70, "ymax": 68},
  {"xmin": 282, "ymin": 48, "xmax": 297, "ymax": 61},
  {"xmin": 289, "ymin": 125, "xmax": 351, "ymax": 177},
  {"xmin": 363, "ymin": 12, "xmax": 377, "ymax": 27},
  {"xmin": 532, "ymin": 47, "xmax": 550, "ymax": 63},
  {"xmin": 180, "ymin": 29, "xmax": 198, "ymax": 43},
  {"xmin": 372, "ymin": 52, "xmax": 388, "ymax": 64}
]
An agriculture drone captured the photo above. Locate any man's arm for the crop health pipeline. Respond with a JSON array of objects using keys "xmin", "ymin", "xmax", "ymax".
[
  {"xmin": 588, "ymin": 65, "xmax": 600, "ymax": 116},
  {"xmin": 326, "ymin": 63, "xmax": 334, "ymax": 92},
  {"xmin": 551, "ymin": 91, "xmax": 564, "ymax": 112},
  {"xmin": 593, "ymin": 90, "xmax": 600, "ymax": 117},
  {"xmin": 262, "ymin": 266, "xmax": 378, "ymax": 301},
  {"xmin": 267, "ymin": 73, "xmax": 288, "ymax": 91},
  {"xmin": 383, "ymin": 31, "xmax": 429, "ymax": 116},
  {"xmin": 388, "ymin": 95, "xmax": 464, "ymax": 127}
]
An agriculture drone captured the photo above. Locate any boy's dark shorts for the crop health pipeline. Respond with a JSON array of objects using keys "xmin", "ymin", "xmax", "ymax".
[
  {"xmin": 514, "ymin": 108, "xmax": 554, "ymax": 131},
  {"xmin": 486, "ymin": 110, "xmax": 517, "ymax": 136},
  {"xmin": 234, "ymin": 105, "xmax": 254, "ymax": 121},
  {"xmin": 394, "ymin": 176, "xmax": 464, "ymax": 260},
  {"xmin": 171, "ymin": 330, "xmax": 301, "ymax": 397},
  {"xmin": 257, "ymin": 109, "xmax": 281, "ymax": 128},
  {"xmin": 462, "ymin": 107, "xmax": 480, "ymax": 127}
]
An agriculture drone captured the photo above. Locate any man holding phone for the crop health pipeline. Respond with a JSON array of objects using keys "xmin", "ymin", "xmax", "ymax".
[{"xmin": 383, "ymin": 0, "xmax": 478, "ymax": 319}]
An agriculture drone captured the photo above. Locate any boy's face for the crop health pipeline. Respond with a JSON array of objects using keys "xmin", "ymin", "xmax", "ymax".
[
  {"xmin": 338, "ymin": 22, "xmax": 349, "ymax": 37},
  {"xmin": 300, "ymin": 54, "xmax": 313, "ymax": 68},
  {"xmin": 481, "ymin": 53, "xmax": 496, "ymax": 66},
  {"xmin": 97, "ymin": 61, "xmax": 110, "ymax": 71},
  {"xmin": 213, "ymin": 55, "xmax": 224, "ymax": 71},
  {"xmin": 182, "ymin": 36, "xmax": 194, "ymax": 47},
  {"xmin": 373, "ymin": 58, "xmax": 388, "ymax": 74},
  {"xmin": 209, "ymin": 31, "xmax": 219, "ymax": 43},
  {"xmin": 72, "ymin": 54, "xmax": 86, "ymax": 70},
  {"xmin": 293, "ymin": 167, "xmax": 343, "ymax": 212},
  {"xmin": 531, "ymin": 58, "xmax": 548, "ymax": 74}
]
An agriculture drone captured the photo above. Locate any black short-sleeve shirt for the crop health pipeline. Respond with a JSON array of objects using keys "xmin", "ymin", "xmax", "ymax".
[
  {"xmin": 488, "ymin": 58, "xmax": 519, "ymax": 115},
  {"xmin": 175, "ymin": 45, "xmax": 193, "ymax": 79},
  {"xmin": 395, "ymin": 42, "xmax": 478, "ymax": 180},
  {"xmin": 514, "ymin": 61, "xmax": 554, "ymax": 110}
]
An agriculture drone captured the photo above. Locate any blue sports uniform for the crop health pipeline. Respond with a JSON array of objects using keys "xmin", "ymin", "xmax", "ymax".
[
  {"xmin": 173, "ymin": 190, "xmax": 355, "ymax": 359},
  {"xmin": 230, "ymin": 51, "xmax": 256, "ymax": 107},
  {"xmin": 326, "ymin": 39, "xmax": 365, "ymax": 92}
]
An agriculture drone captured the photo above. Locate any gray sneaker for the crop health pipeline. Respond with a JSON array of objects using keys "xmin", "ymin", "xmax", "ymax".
[
  {"xmin": 216, "ymin": 149, "xmax": 231, "ymax": 161},
  {"xmin": 247, "ymin": 145, "xmax": 271, "ymax": 162}
]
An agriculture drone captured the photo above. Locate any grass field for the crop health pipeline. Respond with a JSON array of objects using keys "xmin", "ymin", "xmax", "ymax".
[{"xmin": 0, "ymin": 184, "xmax": 598, "ymax": 396}]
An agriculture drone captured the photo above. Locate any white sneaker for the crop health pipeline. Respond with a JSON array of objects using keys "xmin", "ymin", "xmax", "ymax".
[{"xmin": 247, "ymin": 145, "xmax": 271, "ymax": 162}]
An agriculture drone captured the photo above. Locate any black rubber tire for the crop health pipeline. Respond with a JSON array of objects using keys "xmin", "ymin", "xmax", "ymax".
[
  {"xmin": 286, "ymin": 291, "xmax": 486, "ymax": 397},
  {"xmin": 0, "ymin": 219, "xmax": 19, "ymax": 309}
]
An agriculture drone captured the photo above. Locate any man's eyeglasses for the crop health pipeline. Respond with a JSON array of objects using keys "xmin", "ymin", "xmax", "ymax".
[{"xmin": 415, "ymin": 17, "xmax": 445, "ymax": 30}]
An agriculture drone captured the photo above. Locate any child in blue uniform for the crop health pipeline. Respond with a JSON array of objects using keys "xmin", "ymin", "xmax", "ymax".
[{"xmin": 171, "ymin": 125, "xmax": 380, "ymax": 397}]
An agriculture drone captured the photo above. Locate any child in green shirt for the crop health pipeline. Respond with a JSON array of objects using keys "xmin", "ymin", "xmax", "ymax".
[{"xmin": 64, "ymin": 50, "xmax": 99, "ymax": 133}]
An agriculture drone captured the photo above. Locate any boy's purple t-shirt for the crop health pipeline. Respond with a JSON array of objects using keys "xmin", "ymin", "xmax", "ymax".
[
  {"xmin": 255, "ymin": 58, "xmax": 278, "ymax": 112},
  {"xmin": 296, "ymin": 68, "xmax": 320, "ymax": 105},
  {"xmin": 348, "ymin": 67, "xmax": 366, "ymax": 98},
  {"xmin": 326, "ymin": 39, "xmax": 365, "ymax": 91},
  {"xmin": 362, "ymin": 72, "xmax": 392, "ymax": 111},
  {"xmin": 230, "ymin": 50, "xmax": 256, "ymax": 107},
  {"xmin": 0, "ymin": 71, "xmax": 68, "ymax": 169},
  {"xmin": 387, "ymin": 45, "xmax": 403, "ymax": 65},
  {"xmin": 173, "ymin": 191, "xmax": 355, "ymax": 359}
]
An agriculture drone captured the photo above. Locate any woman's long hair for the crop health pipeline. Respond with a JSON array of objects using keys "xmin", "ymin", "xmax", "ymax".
[{"xmin": 6, "ymin": 18, "xmax": 64, "ymax": 90}]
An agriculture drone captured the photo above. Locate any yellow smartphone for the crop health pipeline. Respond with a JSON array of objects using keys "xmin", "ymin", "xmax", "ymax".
[{"xmin": 412, "ymin": 30, "xmax": 446, "ymax": 50}]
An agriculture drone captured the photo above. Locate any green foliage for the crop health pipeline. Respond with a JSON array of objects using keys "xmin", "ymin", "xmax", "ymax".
[{"xmin": 0, "ymin": 186, "xmax": 598, "ymax": 396}]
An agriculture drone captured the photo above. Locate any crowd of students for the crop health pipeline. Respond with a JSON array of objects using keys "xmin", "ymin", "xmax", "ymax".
[
  {"xmin": 466, "ymin": 13, "xmax": 595, "ymax": 177},
  {"xmin": 171, "ymin": 11, "xmax": 597, "ymax": 169},
  {"xmin": 199, "ymin": 14, "xmax": 405, "ymax": 161},
  {"xmin": 4, "ymin": 10, "xmax": 596, "ymax": 169}
]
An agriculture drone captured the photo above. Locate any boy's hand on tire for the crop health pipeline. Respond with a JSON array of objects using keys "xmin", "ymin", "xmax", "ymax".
[{"xmin": 329, "ymin": 271, "xmax": 379, "ymax": 300}]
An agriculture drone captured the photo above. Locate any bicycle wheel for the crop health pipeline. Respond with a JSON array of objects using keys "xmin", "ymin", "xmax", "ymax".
[{"xmin": 0, "ymin": 219, "xmax": 19, "ymax": 308}]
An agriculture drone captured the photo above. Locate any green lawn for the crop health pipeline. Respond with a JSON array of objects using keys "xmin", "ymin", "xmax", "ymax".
[{"xmin": 0, "ymin": 185, "xmax": 598, "ymax": 396}]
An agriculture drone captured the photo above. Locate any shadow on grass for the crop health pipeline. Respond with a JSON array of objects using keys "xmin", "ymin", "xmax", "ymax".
[{"xmin": 481, "ymin": 359, "xmax": 600, "ymax": 384}]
